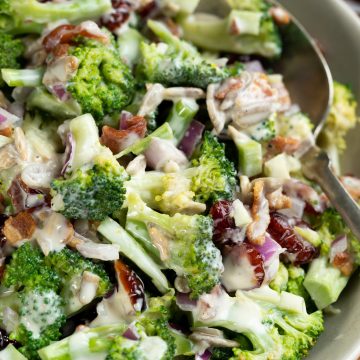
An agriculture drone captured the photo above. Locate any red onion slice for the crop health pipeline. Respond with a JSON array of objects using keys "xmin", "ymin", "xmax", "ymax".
[
  {"xmin": 123, "ymin": 324, "xmax": 140, "ymax": 341},
  {"xmin": 119, "ymin": 111, "xmax": 134, "ymax": 130},
  {"xmin": 178, "ymin": 120, "xmax": 205, "ymax": 157},
  {"xmin": 61, "ymin": 132, "xmax": 75, "ymax": 175},
  {"xmin": 48, "ymin": 84, "xmax": 70, "ymax": 101},
  {"xmin": 195, "ymin": 349, "xmax": 212, "ymax": 360},
  {"xmin": 0, "ymin": 108, "xmax": 20, "ymax": 130},
  {"xmin": 330, "ymin": 235, "xmax": 348, "ymax": 264},
  {"xmin": 176, "ymin": 292, "xmax": 198, "ymax": 312},
  {"xmin": 243, "ymin": 60, "xmax": 265, "ymax": 73}
]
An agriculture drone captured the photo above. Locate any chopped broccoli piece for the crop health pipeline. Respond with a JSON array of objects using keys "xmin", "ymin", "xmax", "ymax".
[
  {"xmin": 26, "ymin": 87, "xmax": 82, "ymax": 119},
  {"xmin": 50, "ymin": 114, "xmax": 129, "ymax": 221},
  {"xmin": 1, "ymin": 68, "xmax": 44, "ymax": 87},
  {"xmin": 0, "ymin": 32, "xmax": 24, "ymax": 87},
  {"xmin": 269, "ymin": 262, "xmax": 289, "ymax": 293},
  {"xmin": 0, "ymin": 344, "xmax": 27, "ymax": 360},
  {"xmin": 160, "ymin": 0, "xmax": 201, "ymax": 14},
  {"xmin": 118, "ymin": 27, "xmax": 146, "ymax": 68},
  {"xmin": 304, "ymin": 257, "xmax": 349, "ymax": 310},
  {"xmin": 186, "ymin": 131, "xmax": 237, "ymax": 203},
  {"xmin": 245, "ymin": 114, "xmax": 277, "ymax": 142},
  {"xmin": 44, "ymin": 247, "xmax": 111, "ymax": 299},
  {"xmin": 2, "ymin": 242, "xmax": 60, "ymax": 291},
  {"xmin": 319, "ymin": 82, "xmax": 358, "ymax": 153},
  {"xmin": 180, "ymin": 11, "xmax": 282, "ymax": 58},
  {"xmin": 139, "ymin": 20, "xmax": 229, "ymax": 88},
  {"xmin": 0, "ymin": 0, "xmax": 111, "ymax": 33},
  {"xmin": 68, "ymin": 39, "xmax": 135, "ymax": 124},
  {"xmin": 191, "ymin": 286, "xmax": 324, "ymax": 359},
  {"xmin": 227, "ymin": 0, "xmax": 270, "ymax": 11},
  {"xmin": 97, "ymin": 217, "xmax": 169, "ymax": 293},
  {"xmin": 277, "ymin": 111, "xmax": 314, "ymax": 142},
  {"xmin": 126, "ymin": 193, "xmax": 223, "ymax": 298}
]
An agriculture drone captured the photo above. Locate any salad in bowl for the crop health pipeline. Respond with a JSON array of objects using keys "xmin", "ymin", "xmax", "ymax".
[{"xmin": 0, "ymin": 0, "xmax": 358, "ymax": 359}]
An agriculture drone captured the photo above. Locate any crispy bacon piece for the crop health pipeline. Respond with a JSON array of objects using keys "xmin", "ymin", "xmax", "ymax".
[
  {"xmin": 269, "ymin": 136, "xmax": 301, "ymax": 155},
  {"xmin": 268, "ymin": 212, "xmax": 319, "ymax": 265},
  {"xmin": 101, "ymin": 0, "xmax": 134, "ymax": 32},
  {"xmin": 114, "ymin": 260, "xmax": 146, "ymax": 312},
  {"xmin": 269, "ymin": 6, "xmax": 291, "ymax": 25},
  {"xmin": 247, "ymin": 181, "xmax": 270, "ymax": 245},
  {"xmin": 3, "ymin": 211, "xmax": 36, "ymax": 245},
  {"xmin": 0, "ymin": 128, "xmax": 12, "ymax": 137},
  {"xmin": 332, "ymin": 252, "xmax": 354, "ymax": 277},
  {"xmin": 43, "ymin": 21, "xmax": 109, "ymax": 54},
  {"xmin": 101, "ymin": 115, "xmax": 147, "ymax": 154}
]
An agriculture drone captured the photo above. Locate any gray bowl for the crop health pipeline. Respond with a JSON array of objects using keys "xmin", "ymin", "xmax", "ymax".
[{"xmin": 278, "ymin": 1, "xmax": 360, "ymax": 359}]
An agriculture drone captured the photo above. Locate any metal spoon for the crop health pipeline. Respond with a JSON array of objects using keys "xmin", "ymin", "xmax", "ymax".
[{"xmin": 272, "ymin": 1, "xmax": 360, "ymax": 239}]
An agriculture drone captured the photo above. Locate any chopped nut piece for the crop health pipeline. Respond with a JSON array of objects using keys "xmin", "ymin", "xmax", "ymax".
[
  {"xmin": 333, "ymin": 252, "xmax": 354, "ymax": 277},
  {"xmin": 3, "ymin": 212, "xmax": 36, "ymax": 244}
]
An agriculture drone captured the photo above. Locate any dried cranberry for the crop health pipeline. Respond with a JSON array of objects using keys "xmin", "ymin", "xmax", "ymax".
[
  {"xmin": 268, "ymin": 212, "xmax": 319, "ymax": 265},
  {"xmin": 114, "ymin": 260, "xmax": 146, "ymax": 312},
  {"xmin": 221, "ymin": 242, "xmax": 265, "ymax": 291},
  {"xmin": 0, "ymin": 214, "xmax": 8, "ymax": 248},
  {"xmin": 209, "ymin": 200, "xmax": 236, "ymax": 247},
  {"xmin": 0, "ymin": 328, "xmax": 19, "ymax": 350},
  {"xmin": 101, "ymin": 0, "xmax": 133, "ymax": 32},
  {"xmin": 137, "ymin": 1, "xmax": 159, "ymax": 20}
]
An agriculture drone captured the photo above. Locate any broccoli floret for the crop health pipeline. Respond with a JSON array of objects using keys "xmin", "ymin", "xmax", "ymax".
[
  {"xmin": 127, "ymin": 193, "xmax": 223, "ymax": 298},
  {"xmin": 2, "ymin": 242, "xmax": 60, "ymax": 291},
  {"xmin": 0, "ymin": 32, "xmax": 24, "ymax": 87},
  {"xmin": 277, "ymin": 111, "xmax": 314, "ymax": 142},
  {"xmin": 186, "ymin": 131, "xmax": 237, "ymax": 203},
  {"xmin": 227, "ymin": 0, "xmax": 270, "ymax": 11},
  {"xmin": 45, "ymin": 247, "xmax": 111, "ymax": 298},
  {"xmin": 180, "ymin": 10, "xmax": 282, "ymax": 58},
  {"xmin": 191, "ymin": 286, "xmax": 324, "ymax": 359},
  {"xmin": 0, "ymin": 0, "xmax": 111, "ymax": 33},
  {"xmin": 50, "ymin": 114, "xmax": 129, "ymax": 221},
  {"xmin": 138, "ymin": 20, "xmax": 228, "ymax": 89},
  {"xmin": 11, "ymin": 289, "xmax": 66, "ymax": 360},
  {"xmin": 269, "ymin": 262, "xmax": 289, "ymax": 293},
  {"xmin": 245, "ymin": 114, "xmax": 276, "ymax": 142},
  {"xmin": 67, "ymin": 38, "xmax": 135, "ymax": 124},
  {"xmin": 320, "ymin": 82, "xmax": 358, "ymax": 152}
]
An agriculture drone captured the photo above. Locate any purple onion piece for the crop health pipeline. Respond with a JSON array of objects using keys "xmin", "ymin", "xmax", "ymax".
[
  {"xmin": 178, "ymin": 120, "xmax": 205, "ymax": 157},
  {"xmin": 0, "ymin": 107, "xmax": 20, "ymax": 129},
  {"xmin": 123, "ymin": 325, "xmax": 140, "ymax": 341},
  {"xmin": 48, "ymin": 84, "xmax": 70, "ymax": 101},
  {"xmin": 243, "ymin": 60, "xmax": 265, "ymax": 73},
  {"xmin": 176, "ymin": 292, "xmax": 197, "ymax": 311},
  {"xmin": 119, "ymin": 111, "xmax": 133, "ymax": 130},
  {"xmin": 61, "ymin": 132, "xmax": 75, "ymax": 176},
  {"xmin": 195, "ymin": 349, "xmax": 212, "ymax": 360},
  {"xmin": 330, "ymin": 235, "xmax": 348, "ymax": 263}
]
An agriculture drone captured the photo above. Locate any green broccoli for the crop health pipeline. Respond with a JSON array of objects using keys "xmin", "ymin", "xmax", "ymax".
[
  {"xmin": 191, "ymin": 286, "xmax": 324, "ymax": 359},
  {"xmin": 180, "ymin": 10, "xmax": 282, "ymax": 58},
  {"xmin": 0, "ymin": 32, "xmax": 24, "ymax": 87},
  {"xmin": 0, "ymin": 344, "xmax": 27, "ymax": 359},
  {"xmin": 245, "ymin": 114, "xmax": 277, "ymax": 142},
  {"xmin": 227, "ymin": 0, "xmax": 270, "ymax": 11},
  {"xmin": 68, "ymin": 39, "xmax": 135, "ymax": 123},
  {"xmin": 50, "ymin": 114, "xmax": 129, "ymax": 221},
  {"xmin": 269, "ymin": 262, "xmax": 288, "ymax": 293},
  {"xmin": 1, "ymin": 243, "xmax": 65, "ymax": 359},
  {"xmin": 186, "ymin": 131, "xmax": 237, "ymax": 203},
  {"xmin": 138, "ymin": 20, "xmax": 229, "ymax": 89},
  {"xmin": 0, "ymin": 0, "xmax": 111, "ymax": 34},
  {"xmin": 126, "ymin": 193, "xmax": 223, "ymax": 298}
]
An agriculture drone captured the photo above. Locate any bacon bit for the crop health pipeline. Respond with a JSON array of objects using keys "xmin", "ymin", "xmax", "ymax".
[
  {"xmin": 269, "ymin": 136, "xmax": 301, "ymax": 154},
  {"xmin": 43, "ymin": 22, "xmax": 109, "ymax": 54},
  {"xmin": 269, "ymin": 6, "xmax": 291, "ymax": 25},
  {"xmin": 3, "ymin": 212, "xmax": 36, "ymax": 245},
  {"xmin": 165, "ymin": 18, "xmax": 181, "ymax": 37},
  {"xmin": 101, "ymin": 115, "xmax": 147, "ymax": 154},
  {"xmin": 332, "ymin": 252, "xmax": 354, "ymax": 276},
  {"xmin": 114, "ymin": 260, "xmax": 146, "ymax": 311},
  {"xmin": 247, "ymin": 180, "xmax": 270, "ymax": 245},
  {"xmin": 266, "ymin": 188, "xmax": 292, "ymax": 210},
  {"xmin": 0, "ymin": 128, "xmax": 12, "ymax": 137},
  {"xmin": 215, "ymin": 78, "xmax": 243, "ymax": 100}
]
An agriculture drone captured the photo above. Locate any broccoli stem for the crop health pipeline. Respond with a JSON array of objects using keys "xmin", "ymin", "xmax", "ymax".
[
  {"xmin": 97, "ymin": 217, "xmax": 169, "ymax": 293},
  {"xmin": 1, "ymin": 68, "xmax": 44, "ymax": 87},
  {"xmin": 166, "ymin": 99, "xmax": 199, "ymax": 145},
  {"xmin": 118, "ymin": 28, "xmax": 145, "ymax": 68},
  {"xmin": 161, "ymin": 0, "xmax": 201, "ymax": 14},
  {"xmin": 38, "ymin": 323, "xmax": 126, "ymax": 360},
  {"xmin": 26, "ymin": 87, "xmax": 81, "ymax": 119},
  {"xmin": 114, "ymin": 122, "xmax": 174, "ymax": 159},
  {"xmin": 0, "ymin": 345, "xmax": 27, "ymax": 360},
  {"xmin": 12, "ymin": 0, "xmax": 112, "ymax": 24}
]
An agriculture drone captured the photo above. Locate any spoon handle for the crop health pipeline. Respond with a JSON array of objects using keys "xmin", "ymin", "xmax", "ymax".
[{"xmin": 302, "ymin": 148, "xmax": 360, "ymax": 240}]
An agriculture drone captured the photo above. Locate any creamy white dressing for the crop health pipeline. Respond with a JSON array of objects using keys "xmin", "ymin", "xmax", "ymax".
[{"xmin": 139, "ymin": 336, "xmax": 168, "ymax": 360}]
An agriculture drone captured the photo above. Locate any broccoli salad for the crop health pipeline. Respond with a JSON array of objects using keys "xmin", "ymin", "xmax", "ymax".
[{"xmin": 0, "ymin": 0, "xmax": 359, "ymax": 359}]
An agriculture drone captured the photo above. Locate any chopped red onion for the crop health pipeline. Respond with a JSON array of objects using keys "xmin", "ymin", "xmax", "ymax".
[
  {"xmin": 61, "ymin": 132, "xmax": 75, "ymax": 175},
  {"xmin": 123, "ymin": 325, "xmax": 140, "ymax": 341},
  {"xmin": 176, "ymin": 292, "xmax": 197, "ymax": 311},
  {"xmin": 119, "ymin": 111, "xmax": 133, "ymax": 130},
  {"xmin": 0, "ymin": 107, "xmax": 21, "ymax": 130},
  {"xmin": 178, "ymin": 120, "xmax": 205, "ymax": 157},
  {"xmin": 330, "ymin": 235, "xmax": 348, "ymax": 263},
  {"xmin": 255, "ymin": 234, "xmax": 284, "ymax": 282},
  {"xmin": 49, "ymin": 84, "xmax": 70, "ymax": 101},
  {"xmin": 195, "ymin": 349, "xmax": 212, "ymax": 360}
]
